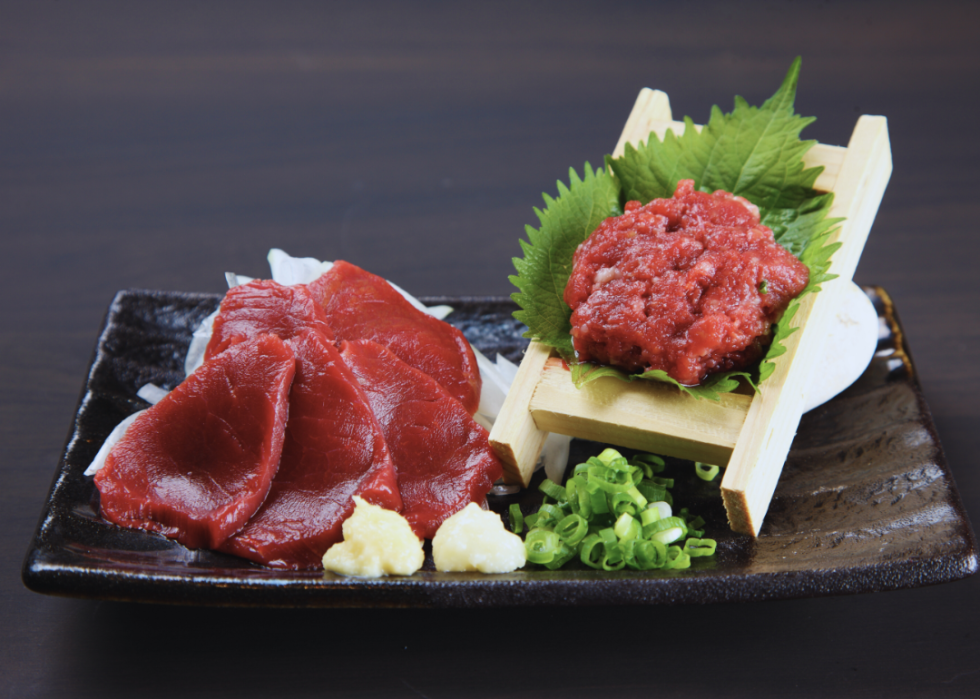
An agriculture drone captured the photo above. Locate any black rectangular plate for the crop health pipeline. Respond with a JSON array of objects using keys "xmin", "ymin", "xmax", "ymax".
[{"xmin": 22, "ymin": 288, "xmax": 978, "ymax": 606}]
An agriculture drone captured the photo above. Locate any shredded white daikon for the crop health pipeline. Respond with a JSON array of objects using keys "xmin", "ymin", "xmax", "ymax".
[
  {"xmin": 83, "ymin": 383, "xmax": 170, "ymax": 476},
  {"xmin": 471, "ymin": 346, "xmax": 572, "ymax": 483}
]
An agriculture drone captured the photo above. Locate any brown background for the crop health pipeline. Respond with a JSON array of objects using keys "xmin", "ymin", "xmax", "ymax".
[{"xmin": 3, "ymin": 1, "xmax": 979, "ymax": 697}]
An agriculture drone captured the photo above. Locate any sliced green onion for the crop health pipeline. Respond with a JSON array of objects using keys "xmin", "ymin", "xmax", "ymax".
[
  {"xmin": 642, "ymin": 515, "xmax": 686, "ymax": 536},
  {"xmin": 575, "ymin": 483, "xmax": 593, "ymax": 518},
  {"xmin": 539, "ymin": 479, "xmax": 566, "ymax": 501},
  {"xmin": 664, "ymin": 546, "xmax": 691, "ymax": 570},
  {"xmin": 587, "ymin": 464, "xmax": 632, "ymax": 493},
  {"xmin": 644, "ymin": 516, "xmax": 687, "ymax": 544},
  {"xmin": 695, "ymin": 462, "xmax": 720, "ymax": 481},
  {"xmin": 628, "ymin": 466, "xmax": 645, "ymax": 486},
  {"xmin": 626, "ymin": 486, "xmax": 648, "ymax": 509},
  {"xmin": 517, "ymin": 448, "xmax": 716, "ymax": 571},
  {"xmin": 646, "ymin": 501, "xmax": 671, "ymax": 519},
  {"xmin": 601, "ymin": 546, "xmax": 626, "ymax": 571},
  {"xmin": 630, "ymin": 539, "xmax": 667, "ymax": 570},
  {"xmin": 596, "ymin": 448, "xmax": 622, "ymax": 465},
  {"xmin": 684, "ymin": 537, "xmax": 717, "ymax": 557},
  {"xmin": 525, "ymin": 529, "xmax": 561, "ymax": 564},
  {"xmin": 555, "ymin": 514, "xmax": 588, "ymax": 546},
  {"xmin": 536, "ymin": 503, "xmax": 566, "ymax": 529},
  {"xmin": 685, "ymin": 515, "xmax": 706, "ymax": 538},
  {"xmin": 631, "ymin": 459, "xmax": 664, "ymax": 479},
  {"xmin": 580, "ymin": 533, "xmax": 604, "ymax": 569},
  {"xmin": 633, "ymin": 454, "xmax": 666, "ymax": 466},
  {"xmin": 509, "ymin": 504, "xmax": 524, "ymax": 535},
  {"xmin": 614, "ymin": 512, "xmax": 640, "ymax": 541},
  {"xmin": 611, "ymin": 492, "xmax": 639, "ymax": 518},
  {"xmin": 544, "ymin": 541, "xmax": 577, "ymax": 570},
  {"xmin": 636, "ymin": 482, "xmax": 666, "ymax": 503},
  {"xmin": 589, "ymin": 487, "xmax": 610, "ymax": 514},
  {"xmin": 640, "ymin": 507, "xmax": 661, "ymax": 527}
]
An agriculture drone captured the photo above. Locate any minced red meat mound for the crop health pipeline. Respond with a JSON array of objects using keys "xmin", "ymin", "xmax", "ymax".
[{"xmin": 563, "ymin": 179, "xmax": 810, "ymax": 386}]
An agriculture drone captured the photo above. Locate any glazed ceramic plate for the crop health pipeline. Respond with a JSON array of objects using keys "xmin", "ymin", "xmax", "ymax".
[{"xmin": 22, "ymin": 289, "xmax": 978, "ymax": 606}]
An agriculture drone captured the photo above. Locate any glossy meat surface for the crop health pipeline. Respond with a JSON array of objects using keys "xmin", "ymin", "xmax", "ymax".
[
  {"xmin": 306, "ymin": 260, "xmax": 481, "ymax": 414},
  {"xmin": 95, "ymin": 334, "xmax": 295, "ymax": 550},
  {"xmin": 221, "ymin": 330, "xmax": 401, "ymax": 569},
  {"xmin": 339, "ymin": 339, "xmax": 503, "ymax": 539},
  {"xmin": 564, "ymin": 180, "xmax": 810, "ymax": 386},
  {"xmin": 204, "ymin": 279, "xmax": 334, "ymax": 362}
]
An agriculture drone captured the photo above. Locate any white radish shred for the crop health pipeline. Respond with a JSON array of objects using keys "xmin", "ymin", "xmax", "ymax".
[
  {"xmin": 84, "ymin": 411, "xmax": 143, "ymax": 476},
  {"xmin": 267, "ymin": 248, "xmax": 333, "ymax": 286},
  {"xmin": 83, "ymin": 383, "xmax": 170, "ymax": 477},
  {"xmin": 136, "ymin": 383, "xmax": 170, "ymax": 405},
  {"xmin": 225, "ymin": 272, "xmax": 253, "ymax": 288},
  {"xmin": 493, "ymin": 353, "xmax": 519, "ymax": 386},
  {"xmin": 473, "ymin": 347, "xmax": 510, "ymax": 421},
  {"xmin": 542, "ymin": 432, "xmax": 572, "ymax": 484},
  {"xmin": 183, "ymin": 308, "xmax": 219, "ymax": 377},
  {"xmin": 267, "ymin": 248, "xmax": 452, "ymax": 319}
]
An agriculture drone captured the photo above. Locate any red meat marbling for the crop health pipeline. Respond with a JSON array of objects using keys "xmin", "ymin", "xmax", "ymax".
[
  {"xmin": 204, "ymin": 279, "xmax": 334, "ymax": 362},
  {"xmin": 306, "ymin": 261, "xmax": 481, "ymax": 414},
  {"xmin": 220, "ymin": 329, "xmax": 402, "ymax": 569},
  {"xmin": 95, "ymin": 334, "xmax": 296, "ymax": 550},
  {"xmin": 339, "ymin": 339, "xmax": 503, "ymax": 539}
]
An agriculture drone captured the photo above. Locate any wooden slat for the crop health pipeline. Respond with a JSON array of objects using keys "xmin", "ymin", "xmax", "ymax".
[
  {"xmin": 488, "ymin": 341, "xmax": 555, "ymax": 486},
  {"xmin": 489, "ymin": 90, "xmax": 674, "ymax": 486},
  {"xmin": 720, "ymin": 115, "xmax": 892, "ymax": 535},
  {"xmin": 612, "ymin": 88, "xmax": 673, "ymax": 158},
  {"xmin": 529, "ymin": 358, "xmax": 752, "ymax": 465},
  {"xmin": 489, "ymin": 87, "xmax": 891, "ymax": 539}
]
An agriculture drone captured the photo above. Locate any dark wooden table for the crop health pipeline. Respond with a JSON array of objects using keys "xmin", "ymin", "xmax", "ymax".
[{"xmin": 3, "ymin": 1, "xmax": 979, "ymax": 696}]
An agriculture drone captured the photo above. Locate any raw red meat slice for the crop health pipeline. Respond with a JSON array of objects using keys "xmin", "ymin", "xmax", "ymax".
[
  {"xmin": 306, "ymin": 261, "xmax": 481, "ymax": 414},
  {"xmin": 204, "ymin": 279, "xmax": 334, "ymax": 362},
  {"xmin": 221, "ymin": 329, "xmax": 402, "ymax": 569},
  {"xmin": 95, "ymin": 334, "xmax": 296, "ymax": 550},
  {"xmin": 339, "ymin": 339, "xmax": 503, "ymax": 539}
]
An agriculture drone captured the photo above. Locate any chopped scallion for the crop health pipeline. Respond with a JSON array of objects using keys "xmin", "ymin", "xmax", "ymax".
[
  {"xmin": 695, "ymin": 462, "xmax": 720, "ymax": 481},
  {"xmin": 520, "ymin": 449, "xmax": 718, "ymax": 571},
  {"xmin": 509, "ymin": 503, "xmax": 524, "ymax": 535}
]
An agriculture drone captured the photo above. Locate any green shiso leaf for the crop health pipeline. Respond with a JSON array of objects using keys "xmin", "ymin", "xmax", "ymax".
[
  {"xmin": 510, "ymin": 163, "xmax": 621, "ymax": 354},
  {"xmin": 511, "ymin": 58, "xmax": 841, "ymax": 398},
  {"xmin": 570, "ymin": 361, "xmax": 752, "ymax": 402}
]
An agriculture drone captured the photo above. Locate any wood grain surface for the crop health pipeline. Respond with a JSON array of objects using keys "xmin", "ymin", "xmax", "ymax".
[{"xmin": 3, "ymin": 1, "xmax": 979, "ymax": 697}]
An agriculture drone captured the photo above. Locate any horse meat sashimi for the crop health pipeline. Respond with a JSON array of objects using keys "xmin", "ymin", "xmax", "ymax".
[
  {"xmin": 205, "ymin": 279, "xmax": 334, "ymax": 362},
  {"xmin": 95, "ymin": 334, "xmax": 296, "ymax": 550},
  {"xmin": 306, "ymin": 261, "xmax": 481, "ymax": 414},
  {"xmin": 339, "ymin": 339, "xmax": 503, "ymax": 539},
  {"xmin": 221, "ymin": 329, "xmax": 402, "ymax": 569}
]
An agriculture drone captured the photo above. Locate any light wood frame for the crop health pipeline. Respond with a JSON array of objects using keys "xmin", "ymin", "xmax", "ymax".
[{"xmin": 489, "ymin": 88, "xmax": 892, "ymax": 536}]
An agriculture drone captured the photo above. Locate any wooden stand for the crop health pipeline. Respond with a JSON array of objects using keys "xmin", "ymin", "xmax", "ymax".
[{"xmin": 489, "ymin": 88, "xmax": 892, "ymax": 536}]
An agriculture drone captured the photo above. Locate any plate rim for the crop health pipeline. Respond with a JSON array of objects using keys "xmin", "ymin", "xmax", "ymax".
[{"xmin": 21, "ymin": 287, "xmax": 979, "ymax": 607}]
